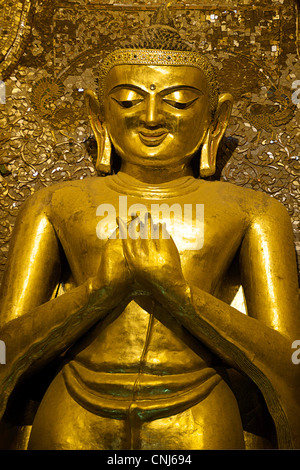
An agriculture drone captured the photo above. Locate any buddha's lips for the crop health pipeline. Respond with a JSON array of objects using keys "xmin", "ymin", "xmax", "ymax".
[{"xmin": 138, "ymin": 129, "xmax": 168, "ymax": 146}]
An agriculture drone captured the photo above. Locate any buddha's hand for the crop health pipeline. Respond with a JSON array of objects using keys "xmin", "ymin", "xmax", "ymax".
[
  {"xmin": 118, "ymin": 214, "xmax": 189, "ymax": 304},
  {"xmin": 89, "ymin": 228, "xmax": 132, "ymax": 306}
]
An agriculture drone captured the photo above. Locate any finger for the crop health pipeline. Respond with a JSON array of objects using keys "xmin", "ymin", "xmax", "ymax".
[
  {"xmin": 128, "ymin": 216, "xmax": 144, "ymax": 241},
  {"xmin": 152, "ymin": 221, "xmax": 169, "ymax": 243},
  {"xmin": 108, "ymin": 223, "xmax": 120, "ymax": 240},
  {"xmin": 140, "ymin": 212, "xmax": 152, "ymax": 240},
  {"xmin": 144, "ymin": 212, "xmax": 161, "ymax": 243},
  {"xmin": 116, "ymin": 217, "xmax": 137, "ymax": 263},
  {"xmin": 161, "ymin": 222, "xmax": 170, "ymax": 240},
  {"xmin": 116, "ymin": 216, "xmax": 128, "ymax": 239},
  {"xmin": 147, "ymin": 212, "xmax": 155, "ymax": 240}
]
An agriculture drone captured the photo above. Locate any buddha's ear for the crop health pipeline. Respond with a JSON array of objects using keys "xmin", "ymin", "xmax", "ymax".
[
  {"xmin": 84, "ymin": 89, "xmax": 112, "ymax": 175},
  {"xmin": 200, "ymin": 93, "xmax": 233, "ymax": 177}
]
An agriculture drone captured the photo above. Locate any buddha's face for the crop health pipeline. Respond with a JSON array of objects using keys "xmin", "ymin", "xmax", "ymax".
[{"xmin": 104, "ymin": 64, "xmax": 212, "ymax": 169}]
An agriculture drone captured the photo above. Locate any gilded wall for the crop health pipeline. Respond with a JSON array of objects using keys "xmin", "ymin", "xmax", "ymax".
[{"xmin": 0, "ymin": 0, "xmax": 299, "ymax": 284}]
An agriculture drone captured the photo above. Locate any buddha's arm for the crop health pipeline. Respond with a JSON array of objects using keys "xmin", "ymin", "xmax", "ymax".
[
  {"xmin": 156, "ymin": 197, "xmax": 300, "ymax": 369},
  {"xmin": 0, "ymin": 193, "xmax": 129, "ymax": 420},
  {"xmin": 239, "ymin": 196, "xmax": 300, "ymax": 340},
  {"xmin": 157, "ymin": 199, "xmax": 300, "ymax": 447},
  {"xmin": 0, "ymin": 192, "xmax": 62, "ymax": 326}
]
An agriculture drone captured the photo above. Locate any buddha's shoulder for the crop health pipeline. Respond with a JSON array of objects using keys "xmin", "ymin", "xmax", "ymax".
[
  {"xmin": 197, "ymin": 179, "xmax": 288, "ymax": 217},
  {"xmin": 24, "ymin": 176, "xmax": 108, "ymax": 206}
]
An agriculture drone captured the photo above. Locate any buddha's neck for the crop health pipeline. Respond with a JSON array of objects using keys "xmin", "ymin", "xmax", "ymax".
[{"xmin": 120, "ymin": 161, "xmax": 194, "ymax": 184}]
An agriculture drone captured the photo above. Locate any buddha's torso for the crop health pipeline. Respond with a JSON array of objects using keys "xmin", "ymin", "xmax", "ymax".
[
  {"xmin": 48, "ymin": 172, "xmax": 251, "ymax": 291},
  {"xmin": 43, "ymin": 172, "xmax": 260, "ymax": 419}
]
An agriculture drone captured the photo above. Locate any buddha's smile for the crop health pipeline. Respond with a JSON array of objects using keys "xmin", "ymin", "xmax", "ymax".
[{"xmin": 138, "ymin": 127, "xmax": 169, "ymax": 146}]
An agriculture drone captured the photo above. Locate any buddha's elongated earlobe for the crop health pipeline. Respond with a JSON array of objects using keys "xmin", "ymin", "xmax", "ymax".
[
  {"xmin": 84, "ymin": 89, "xmax": 112, "ymax": 175},
  {"xmin": 94, "ymin": 124, "xmax": 112, "ymax": 175},
  {"xmin": 200, "ymin": 93, "xmax": 233, "ymax": 177},
  {"xmin": 200, "ymin": 129, "xmax": 216, "ymax": 178}
]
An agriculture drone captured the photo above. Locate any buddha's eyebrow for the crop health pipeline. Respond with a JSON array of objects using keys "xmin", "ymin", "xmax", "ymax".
[
  {"xmin": 160, "ymin": 85, "xmax": 204, "ymax": 96},
  {"xmin": 108, "ymin": 84, "xmax": 204, "ymax": 96},
  {"xmin": 108, "ymin": 84, "xmax": 146, "ymax": 95}
]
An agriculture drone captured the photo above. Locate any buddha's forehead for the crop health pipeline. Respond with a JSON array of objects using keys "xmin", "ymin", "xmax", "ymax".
[{"xmin": 104, "ymin": 64, "xmax": 208, "ymax": 94}]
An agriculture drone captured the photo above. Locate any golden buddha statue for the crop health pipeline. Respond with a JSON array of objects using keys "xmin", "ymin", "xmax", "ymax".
[{"xmin": 0, "ymin": 5, "xmax": 299, "ymax": 450}]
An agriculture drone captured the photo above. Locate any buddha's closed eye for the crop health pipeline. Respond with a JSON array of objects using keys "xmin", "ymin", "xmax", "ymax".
[
  {"xmin": 113, "ymin": 97, "xmax": 198, "ymax": 109},
  {"xmin": 162, "ymin": 89, "xmax": 201, "ymax": 110},
  {"xmin": 110, "ymin": 88, "xmax": 144, "ymax": 109},
  {"xmin": 112, "ymin": 97, "xmax": 144, "ymax": 108},
  {"xmin": 110, "ymin": 87, "xmax": 201, "ymax": 110},
  {"xmin": 162, "ymin": 97, "xmax": 198, "ymax": 109}
]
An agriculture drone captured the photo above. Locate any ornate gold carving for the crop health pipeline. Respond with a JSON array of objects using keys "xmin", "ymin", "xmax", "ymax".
[
  {"xmin": 240, "ymin": 87, "xmax": 296, "ymax": 142},
  {"xmin": 0, "ymin": 0, "xmax": 35, "ymax": 80},
  {"xmin": 31, "ymin": 77, "xmax": 64, "ymax": 120}
]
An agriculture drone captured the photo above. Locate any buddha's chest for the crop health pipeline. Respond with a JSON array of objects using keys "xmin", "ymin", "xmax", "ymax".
[{"xmin": 51, "ymin": 189, "xmax": 247, "ymax": 288}]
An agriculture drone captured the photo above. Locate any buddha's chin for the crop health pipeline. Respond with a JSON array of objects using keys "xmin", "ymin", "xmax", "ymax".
[
  {"xmin": 121, "ymin": 154, "xmax": 190, "ymax": 171},
  {"xmin": 115, "ymin": 141, "xmax": 194, "ymax": 169}
]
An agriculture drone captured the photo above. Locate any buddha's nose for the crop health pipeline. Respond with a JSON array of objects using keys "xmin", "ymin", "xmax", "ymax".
[{"xmin": 142, "ymin": 95, "xmax": 165, "ymax": 128}]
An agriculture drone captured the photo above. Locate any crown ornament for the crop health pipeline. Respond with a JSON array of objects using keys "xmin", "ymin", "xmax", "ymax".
[{"xmin": 97, "ymin": 4, "xmax": 219, "ymax": 118}]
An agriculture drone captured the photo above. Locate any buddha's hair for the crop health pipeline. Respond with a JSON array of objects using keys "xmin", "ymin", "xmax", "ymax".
[
  {"xmin": 121, "ymin": 3, "xmax": 192, "ymax": 51},
  {"xmin": 123, "ymin": 25, "xmax": 193, "ymax": 52}
]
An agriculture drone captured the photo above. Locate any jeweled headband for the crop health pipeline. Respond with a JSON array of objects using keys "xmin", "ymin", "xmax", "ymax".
[{"xmin": 97, "ymin": 48, "xmax": 219, "ymax": 118}]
